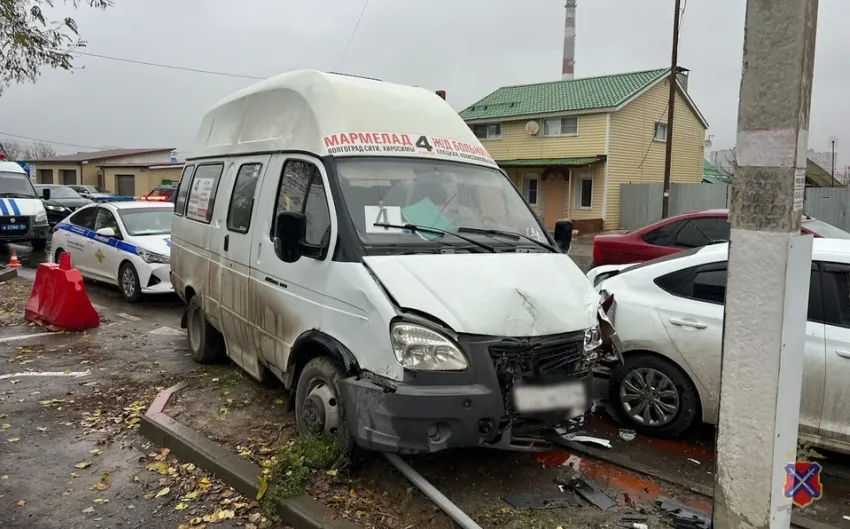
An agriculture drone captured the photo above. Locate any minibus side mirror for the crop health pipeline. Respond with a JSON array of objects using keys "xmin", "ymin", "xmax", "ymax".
[
  {"xmin": 273, "ymin": 211, "xmax": 324, "ymax": 263},
  {"xmin": 42, "ymin": 188, "xmax": 51, "ymax": 200},
  {"xmin": 554, "ymin": 219, "xmax": 574, "ymax": 253}
]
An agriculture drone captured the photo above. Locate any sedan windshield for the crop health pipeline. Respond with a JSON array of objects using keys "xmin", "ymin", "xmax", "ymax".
[
  {"xmin": 36, "ymin": 186, "xmax": 80, "ymax": 198},
  {"xmin": 804, "ymin": 219, "xmax": 850, "ymax": 239},
  {"xmin": 118, "ymin": 208, "xmax": 174, "ymax": 236},
  {"xmin": 0, "ymin": 172, "xmax": 37, "ymax": 197},
  {"xmin": 335, "ymin": 158, "xmax": 548, "ymax": 247}
]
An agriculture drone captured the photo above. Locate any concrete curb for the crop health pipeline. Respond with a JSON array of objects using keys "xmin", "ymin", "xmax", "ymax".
[
  {"xmin": 562, "ymin": 440, "xmax": 837, "ymax": 529},
  {"xmin": 141, "ymin": 382, "xmax": 361, "ymax": 529},
  {"xmin": 0, "ymin": 266, "xmax": 18, "ymax": 283}
]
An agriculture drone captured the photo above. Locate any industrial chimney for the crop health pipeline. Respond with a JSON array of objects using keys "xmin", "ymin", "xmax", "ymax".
[
  {"xmin": 435, "ymin": 90, "xmax": 447, "ymax": 100},
  {"xmin": 562, "ymin": 0, "xmax": 576, "ymax": 80}
]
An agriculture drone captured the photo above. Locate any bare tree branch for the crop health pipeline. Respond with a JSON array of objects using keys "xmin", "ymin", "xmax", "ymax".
[{"xmin": 0, "ymin": 0, "xmax": 112, "ymax": 95}]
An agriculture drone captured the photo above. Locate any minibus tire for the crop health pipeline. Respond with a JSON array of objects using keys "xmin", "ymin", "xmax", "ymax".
[
  {"xmin": 186, "ymin": 296, "xmax": 224, "ymax": 364},
  {"xmin": 295, "ymin": 356, "xmax": 354, "ymax": 455}
]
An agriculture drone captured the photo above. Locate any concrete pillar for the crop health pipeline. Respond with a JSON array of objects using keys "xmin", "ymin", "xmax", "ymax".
[{"xmin": 713, "ymin": 1, "xmax": 819, "ymax": 528}]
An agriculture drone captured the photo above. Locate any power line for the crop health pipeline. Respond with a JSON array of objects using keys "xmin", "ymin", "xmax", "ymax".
[
  {"xmin": 69, "ymin": 50, "xmax": 265, "ymax": 80},
  {"xmin": 0, "ymin": 131, "xmax": 105, "ymax": 150},
  {"xmin": 337, "ymin": 0, "xmax": 371, "ymax": 71}
]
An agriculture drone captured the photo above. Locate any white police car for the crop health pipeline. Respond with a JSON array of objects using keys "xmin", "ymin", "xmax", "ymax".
[
  {"xmin": 0, "ymin": 158, "xmax": 50, "ymax": 250},
  {"xmin": 51, "ymin": 201, "xmax": 174, "ymax": 302}
]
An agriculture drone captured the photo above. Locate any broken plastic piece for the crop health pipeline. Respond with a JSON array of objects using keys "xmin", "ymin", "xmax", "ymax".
[
  {"xmin": 619, "ymin": 429, "xmax": 636, "ymax": 441},
  {"xmin": 565, "ymin": 435, "xmax": 613, "ymax": 449},
  {"xmin": 502, "ymin": 492, "xmax": 581, "ymax": 510},
  {"xmin": 656, "ymin": 496, "xmax": 711, "ymax": 529},
  {"xmin": 569, "ymin": 478, "xmax": 617, "ymax": 511}
]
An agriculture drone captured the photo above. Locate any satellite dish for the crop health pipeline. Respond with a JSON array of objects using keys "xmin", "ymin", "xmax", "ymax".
[{"xmin": 525, "ymin": 121, "xmax": 540, "ymax": 136}]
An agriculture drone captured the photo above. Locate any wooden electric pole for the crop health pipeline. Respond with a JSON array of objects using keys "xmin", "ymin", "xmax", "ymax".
[{"xmin": 661, "ymin": 0, "xmax": 682, "ymax": 218}]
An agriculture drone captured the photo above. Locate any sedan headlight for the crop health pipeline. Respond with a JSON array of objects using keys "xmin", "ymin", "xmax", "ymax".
[
  {"xmin": 45, "ymin": 205, "xmax": 67, "ymax": 212},
  {"xmin": 390, "ymin": 322, "xmax": 468, "ymax": 371},
  {"xmin": 584, "ymin": 324, "xmax": 603, "ymax": 353},
  {"xmin": 137, "ymin": 248, "xmax": 170, "ymax": 265},
  {"xmin": 35, "ymin": 210, "xmax": 48, "ymax": 223}
]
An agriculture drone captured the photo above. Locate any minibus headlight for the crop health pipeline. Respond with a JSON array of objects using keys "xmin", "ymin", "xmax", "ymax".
[{"xmin": 390, "ymin": 322, "xmax": 468, "ymax": 371}]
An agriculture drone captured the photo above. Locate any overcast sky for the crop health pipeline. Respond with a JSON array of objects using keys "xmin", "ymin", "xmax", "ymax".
[{"xmin": 0, "ymin": 0, "xmax": 846, "ymax": 165}]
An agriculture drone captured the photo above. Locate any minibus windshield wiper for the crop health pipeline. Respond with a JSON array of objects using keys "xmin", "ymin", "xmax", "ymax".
[
  {"xmin": 456, "ymin": 226, "xmax": 558, "ymax": 253},
  {"xmin": 373, "ymin": 223, "xmax": 496, "ymax": 253}
]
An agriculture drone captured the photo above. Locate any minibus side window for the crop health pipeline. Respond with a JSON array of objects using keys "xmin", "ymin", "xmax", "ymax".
[
  {"xmin": 272, "ymin": 160, "xmax": 331, "ymax": 260},
  {"xmin": 226, "ymin": 163, "xmax": 261, "ymax": 233},
  {"xmin": 185, "ymin": 163, "xmax": 224, "ymax": 224},
  {"xmin": 173, "ymin": 164, "xmax": 196, "ymax": 216}
]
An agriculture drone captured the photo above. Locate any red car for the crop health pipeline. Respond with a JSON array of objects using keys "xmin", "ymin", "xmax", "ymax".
[{"xmin": 591, "ymin": 209, "xmax": 850, "ymax": 268}]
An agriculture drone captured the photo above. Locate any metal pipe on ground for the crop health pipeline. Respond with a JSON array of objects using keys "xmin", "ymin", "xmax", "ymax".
[{"xmin": 383, "ymin": 453, "xmax": 484, "ymax": 529}]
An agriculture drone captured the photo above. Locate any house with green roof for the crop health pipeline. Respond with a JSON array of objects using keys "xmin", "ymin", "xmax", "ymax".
[{"xmin": 459, "ymin": 67, "xmax": 708, "ymax": 231}]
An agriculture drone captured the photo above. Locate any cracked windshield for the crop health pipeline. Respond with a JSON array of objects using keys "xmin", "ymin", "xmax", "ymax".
[{"xmin": 337, "ymin": 158, "xmax": 547, "ymax": 248}]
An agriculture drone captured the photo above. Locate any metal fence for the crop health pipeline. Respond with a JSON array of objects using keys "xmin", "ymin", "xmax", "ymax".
[
  {"xmin": 619, "ymin": 183, "xmax": 730, "ymax": 229},
  {"xmin": 619, "ymin": 182, "xmax": 850, "ymax": 231}
]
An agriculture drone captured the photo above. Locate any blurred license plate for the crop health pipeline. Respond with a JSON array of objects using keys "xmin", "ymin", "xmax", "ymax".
[
  {"xmin": 512, "ymin": 381, "xmax": 587, "ymax": 414},
  {"xmin": 1, "ymin": 225, "xmax": 25, "ymax": 231}
]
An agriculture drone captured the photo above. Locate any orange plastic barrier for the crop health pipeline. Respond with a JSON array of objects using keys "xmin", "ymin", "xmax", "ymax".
[{"xmin": 24, "ymin": 252, "xmax": 99, "ymax": 331}]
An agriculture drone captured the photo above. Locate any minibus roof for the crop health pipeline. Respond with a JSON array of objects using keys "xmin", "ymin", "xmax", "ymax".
[{"xmin": 188, "ymin": 70, "xmax": 497, "ymax": 168}]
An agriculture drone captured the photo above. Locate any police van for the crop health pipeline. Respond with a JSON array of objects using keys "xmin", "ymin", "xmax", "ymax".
[
  {"xmin": 0, "ymin": 157, "xmax": 50, "ymax": 250},
  {"xmin": 170, "ymin": 71, "xmax": 618, "ymax": 454}
]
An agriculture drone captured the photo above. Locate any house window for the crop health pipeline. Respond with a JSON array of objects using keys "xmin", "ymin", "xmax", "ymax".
[
  {"xmin": 522, "ymin": 176, "xmax": 538, "ymax": 206},
  {"xmin": 471, "ymin": 123, "xmax": 502, "ymax": 140},
  {"xmin": 543, "ymin": 117, "xmax": 579, "ymax": 137},
  {"xmin": 655, "ymin": 122, "xmax": 668, "ymax": 142},
  {"xmin": 576, "ymin": 175, "xmax": 593, "ymax": 209}
]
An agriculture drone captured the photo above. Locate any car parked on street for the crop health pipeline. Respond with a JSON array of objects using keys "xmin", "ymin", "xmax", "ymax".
[
  {"xmin": 68, "ymin": 185, "xmax": 113, "ymax": 200},
  {"xmin": 588, "ymin": 240, "xmax": 850, "ymax": 454},
  {"xmin": 141, "ymin": 185, "xmax": 176, "ymax": 202},
  {"xmin": 50, "ymin": 201, "xmax": 174, "ymax": 302},
  {"xmin": 170, "ymin": 70, "xmax": 620, "ymax": 455},
  {"xmin": 591, "ymin": 209, "xmax": 850, "ymax": 268},
  {"xmin": 34, "ymin": 185, "xmax": 93, "ymax": 222}
]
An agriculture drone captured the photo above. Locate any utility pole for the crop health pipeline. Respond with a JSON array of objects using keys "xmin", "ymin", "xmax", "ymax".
[
  {"xmin": 714, "ymin": 0, "xmax": 818, "ymax": 528},
  {"xmin": 660, "ymin": 0, "xmax": 681, "ymax": 218}
]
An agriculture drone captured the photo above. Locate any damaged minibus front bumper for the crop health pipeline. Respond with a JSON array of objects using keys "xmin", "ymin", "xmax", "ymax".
[{"xmin": 338, "ymin": 309, "xmax": 623, "ymax": 454}]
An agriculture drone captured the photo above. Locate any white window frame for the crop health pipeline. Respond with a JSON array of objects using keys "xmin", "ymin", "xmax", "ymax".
[
  {"xmin": 471, "ymin": 123, "xmax": 502, "ymax": 141},
  {"xmin": 542, "ymin": 117, "xmax": 579, "ymax": 137},
  {"xmin": 575, "ymin": 173, "xmax": 593, "ymax": 210},
  {"xmin": 523, "ymin": 174, "xmax": 539, "ymax": 206},
  {"xmin": 654, "ymin": 122, "xmax": 668, "ymax": 142}
]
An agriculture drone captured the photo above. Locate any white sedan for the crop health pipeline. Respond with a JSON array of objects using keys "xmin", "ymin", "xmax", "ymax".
[
  {"xmin": 588, "ymin": 239, "xmax": 850, "ymax": 454},
  {"xmin": 51, "ymin": 201, "xmax": 174, "ymax": 302}
]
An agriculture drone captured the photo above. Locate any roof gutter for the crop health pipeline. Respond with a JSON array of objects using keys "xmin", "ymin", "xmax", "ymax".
[{"xmin": 463, "ymin": 107, "xmax": 618, "ymax": 124}]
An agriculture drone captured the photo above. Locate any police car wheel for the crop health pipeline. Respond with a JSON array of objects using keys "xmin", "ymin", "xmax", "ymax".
[
  {"xmin": 186, "ymin": 296, "xmax": 225, "ymax": 364},
  {"xmin": 295, "ymin": 356, "xmax": 354, "ymax": 455},
  {"xmin": 31, "ymin": 239, "xmax": 47, "ymax": 251},
  {"xmin": 54, "ymin": 248, "xmax": 65, "ymax": 264},
  {"xmin": 119, "ymin": 262, "xmax": 142, "ymax": 303}
]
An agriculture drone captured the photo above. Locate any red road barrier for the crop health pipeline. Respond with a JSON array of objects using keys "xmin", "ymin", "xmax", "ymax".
[{"xmin": 24, "ymin": 252, "xmax": 99, "ymax": 332}]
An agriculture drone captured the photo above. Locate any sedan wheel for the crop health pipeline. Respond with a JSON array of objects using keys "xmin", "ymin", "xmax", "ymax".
[
  {"xmin": 119, "ymin": 263, "xmax": 142, "ymax": 303},
  {"xmin": 619, "ymin": 368, "xmax": 680, "ymax": 427},
  {"xmin": 609, "ymin": 353, "xmax": 700, "ymax": 438}
]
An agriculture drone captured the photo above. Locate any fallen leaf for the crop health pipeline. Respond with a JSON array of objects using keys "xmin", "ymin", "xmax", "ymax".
[
  {"xmin": 145, "ymin": 462, "xmax": 170, "ymax": 475},
  {"xmin": 89, "ymin": 449, "xmax": 102, "ymax": 456},
  {"xmin": 70, "ymin": 472, "xmax": 79, "ymax": 478},
  {"xmin": 349, "ymin": 489, "xmax": 358, "ymax": 498},
  {"xmin": 233, "ymin": 502, "xmax": 248, "ymax": 509},
  {"xmin": 0, "ymin": 414, "xmax": 7, "ymax": 419},
  {"xmin": 126, "ymin": 417, "xmax": 140, "ymax": 426},
  {"xmin": 326, "ymin": 469, "xmax": 338, "ymax": 476},
  {"xmin": 245, "ymin": 524, "xmax": 258, "ymax": 529},
  {"xmin": 1, "ymin": 475, "xmax": 7, "ymax": 480},
  {"xmin": 256, "ymin": 480, "xmax": 268, "ymax": 500},
  {"xmin": 2, "ymin": 424, "xmax": 10, "ymax": 429},
  {"xmin": 10, "ymin": 379, "xmax": 18, "ymax": 384},
  {"xmin": 238, "ymin": 450, "xmax": 251, "ymax": 457},
  {"xmin": 74, "ymin": 462, "xmax": 92, "ymax": 469},
  {"xmin": 175, "ymin": 502, "xmax": 188, "ymax": 510},
  {"xmin": 131, "ymin": 474, "xmax": 140, "ymax": 482},
  {"xmin": 35, "ymin": 426, "xmax": 47, "ymax": 432},
  {"xmin": 93, "ymin": 498, "xmax": 108, "ymax": 504},
  {"xmin": 154, "ymin": 448, "xmax": 170, "ymax": 461},
  {"xmin": 182, "ymin": 491, "xmax": 199, "ymax": 500},
  {"xmin": 82, "ymin": 506, "xmax": 95, "ymax": 514},
  {"xmin": 356, "ymin": 511, "xmax": 366, "ymax": 517},
  {"xmin": 155, "ymin": 487, "xmax": 170, "ymax": 498},
  {"xmin": 180, "ymin": 463, "xmax": 196, "ymax": 471},
  {"xmin": 16, "ymin": 500, "xmax": 25, "ymax": 507},
  {"xmin": 143, "ymin": 492, "xmax": 156, "ymax": 500},
  {"xmin": 7, "ymin": 437, "xmax": 20, "ymax": 443},
  {"xmin": 248, "ymin": 513, "xmax": 262, "ymax": 523},
  {"xmin": 198, "ymin": 477, "xmax": 211, "ymax": 491},
  {"xmin": 90, "ymin": 483, "xmax": 109, "ymax": 491}
]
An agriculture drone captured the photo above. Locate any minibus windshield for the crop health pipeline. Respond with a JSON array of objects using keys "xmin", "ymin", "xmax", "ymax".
[{"xmin": 335, "ymin": 158, "xmax": 548, "ymax": 246}]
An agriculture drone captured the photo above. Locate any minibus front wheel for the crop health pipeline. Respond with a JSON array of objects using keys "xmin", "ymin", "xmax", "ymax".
[{"xmin": 295, "ymin": 356, "xmax": 354, "ymax": 454}]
